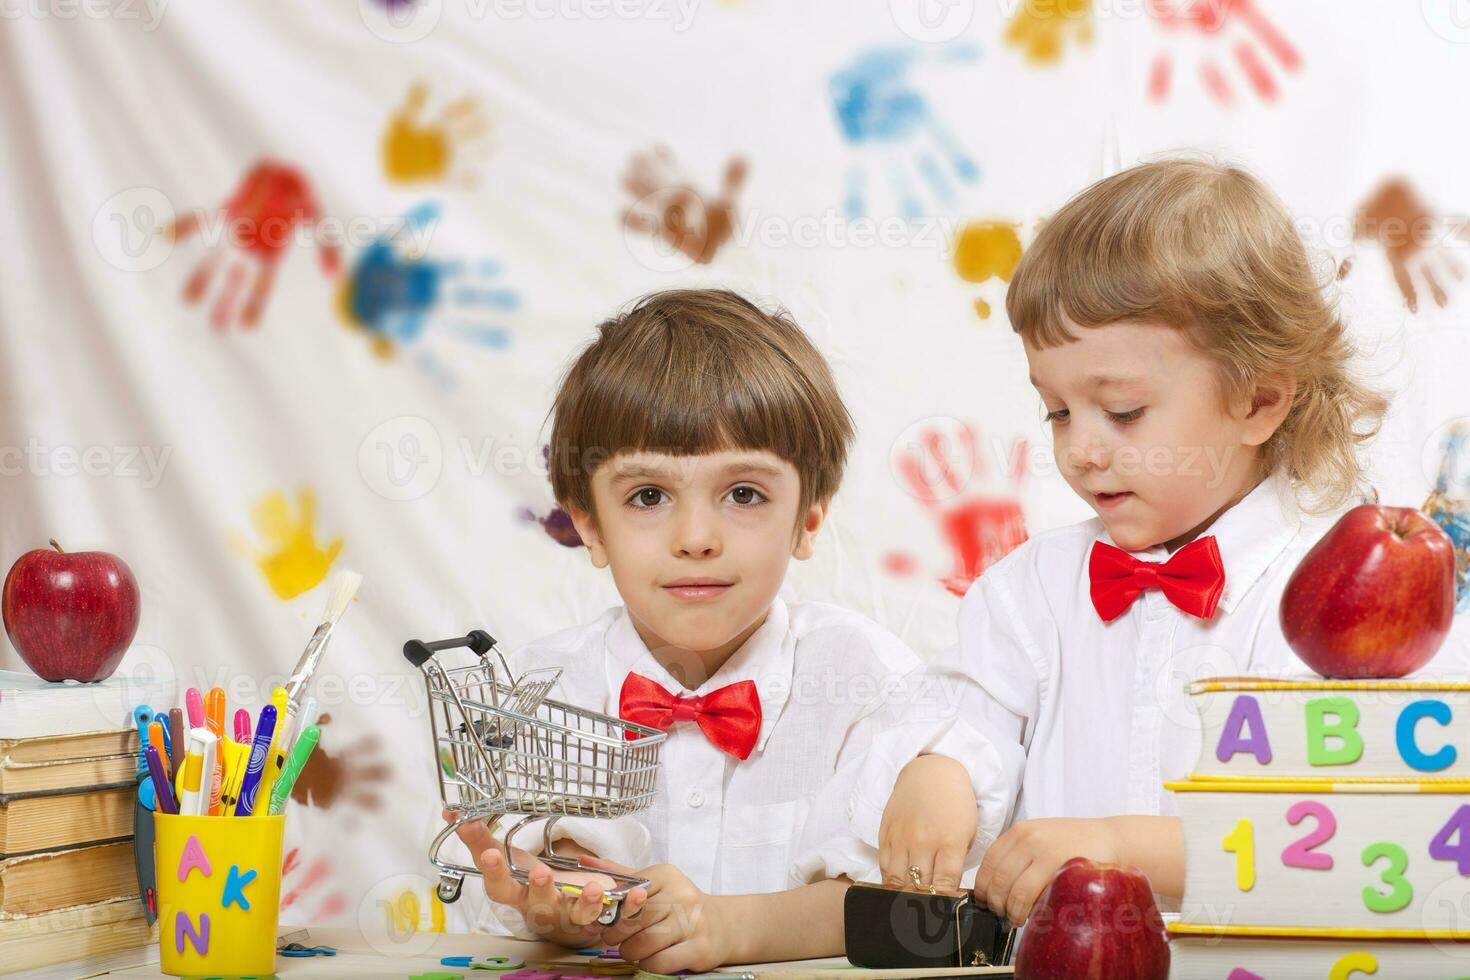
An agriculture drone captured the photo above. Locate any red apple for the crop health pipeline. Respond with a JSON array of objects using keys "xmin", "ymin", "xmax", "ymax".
[
  {"xmin": 1280, "ymin": 504, "xmax": 1456, "ymax": 678},
  {"xmin": 2, "ymin": 540, "xmax": 140, "ymax": 682},
  {"xmin": 1013, "ymin": 857, "xmax": 1169, "ymax": 980}
]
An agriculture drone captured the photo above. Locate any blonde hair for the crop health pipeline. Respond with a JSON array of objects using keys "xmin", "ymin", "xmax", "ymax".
[
  {"xmin": 548, "ymin": 289, "xmax": 854, "ymax": 519},
  {"xmin": 1006, "ymin": 158, "xmax": 1388, "ymax": 511}
]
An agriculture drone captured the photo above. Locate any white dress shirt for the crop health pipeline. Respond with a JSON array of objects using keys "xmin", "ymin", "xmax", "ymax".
[
  {"xmin": 476, "ymin": 596, "xmax": 993, "ymax": 930},
  {"xmin": 930, "ymin": 472, "xmax": 1470, "ymax": 835}
]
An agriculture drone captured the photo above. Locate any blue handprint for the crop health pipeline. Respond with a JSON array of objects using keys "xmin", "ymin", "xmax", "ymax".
[
  {"xmin": 339, "ymin": 202, "xmax": 518, "ymax": 378},
  {"xmin": 829, "ymin": 47, "xmax": 981, "ymax": 220}
]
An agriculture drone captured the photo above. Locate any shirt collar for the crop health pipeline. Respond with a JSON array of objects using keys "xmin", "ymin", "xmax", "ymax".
[
  {"xmin": 603, "ymin": 597, "xmax": 794, "ymax": 754},
  {"xmin": 1098, "ymin": 471, "xmax": 1302, "ymax": 616}
]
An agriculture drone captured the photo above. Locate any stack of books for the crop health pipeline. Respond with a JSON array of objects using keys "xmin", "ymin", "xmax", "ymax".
[
  {"xmin": 0, "ymin": 670, "xmax": 166, "ymax": 972},
  {"xmin": 1168, "ymin": 677, "xmax": 1470, "ymax": 978}
]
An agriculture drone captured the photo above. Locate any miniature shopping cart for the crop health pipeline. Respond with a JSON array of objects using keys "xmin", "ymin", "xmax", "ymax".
[{"xmin": 404, "ymin": 630, "xmax": 666, "ymax": 925}]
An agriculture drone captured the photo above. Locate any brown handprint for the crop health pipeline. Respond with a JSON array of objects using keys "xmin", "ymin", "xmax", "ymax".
[
  {"xmin": 622, "ymin": 146, "xmax": 747, "ymax": 265},
  {"xmin": 168, "ymin": 160, "xmax": 340, "ymax": 329},
  {"xmin": 1340, "ymin": 178, "xmax": 1465, "ymax": 313},
  {"xmin": 290, "ymin": 712, "xmax": 391, "ymax": 814},
  {"xmin": 382, "ymin": 81, "xmax": 490, "ymax": 187},
  {"xmin": 886, "ymin": 420, "xmax": 1030, "ymax": 597}
]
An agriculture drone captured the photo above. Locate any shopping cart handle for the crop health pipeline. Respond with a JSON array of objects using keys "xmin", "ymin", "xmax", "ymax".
[{"xmin": 404, "ymin": 630, "xmax": 498, "ymax": 667}]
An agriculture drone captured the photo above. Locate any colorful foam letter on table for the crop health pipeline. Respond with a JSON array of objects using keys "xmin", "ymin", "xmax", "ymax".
[
  {"xmin": 1396, "ymin": 699, "xmax": 1457, "ymax": 772},
  {"xmin": 1226, "ymin": 971, "xmax": 1263, "ymax": 980},
  {"xmin": 1305, "ymin": 696, "xmax": 1364, "ymax": 766},
  {"xmin": 1328, "ymin": 951, "xmax": 1378, "ymax": 980},
  {"xmin": 175, "ymin": 911, "xmax": 210, "ymax": 955},
  {"xmin": 1216, "ymin": 694, "xmax": 1272, "ymax": 765}
]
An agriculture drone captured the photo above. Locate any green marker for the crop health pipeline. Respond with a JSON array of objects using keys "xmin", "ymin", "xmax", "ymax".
[{"xmin": 267, "ymin": 724, "xmax": 320, "ymax": 815}]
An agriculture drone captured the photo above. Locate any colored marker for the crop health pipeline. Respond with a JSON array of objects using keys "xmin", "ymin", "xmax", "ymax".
[
  {"xmin": 219, "ymin": 737, "xmax": 248, "ymax": 815},
  {"xmin": 145, "ymin": 744, "xmax": 178, "ymax": 814},
  {"xmin": 204, "ymin": 688, "xmax": 225, "ymax": 738},
  {"xmin": 233, "ymin": 708, "xmax": 251, "ymax": 745},
  {"xmin": 185, "ymin": 687, "xmax": 205, "ymax": 729},
  {"xmin": 177, "ymin": 735, "xmax": 206, "ymax": 816},
  {"xmin": 203, "ymin": 689, "xmax": 225, "ymax": 811},
  {"xmin": 147, "ymin": 721, "xmax": 170, "ymax": 780},
  {"xmin": 167, "ymin": 707, "xmax": 185, "ymax": 774},
  {"xmin": 293, "ymin": 695, "xmax": 320, "ymax": 753},
  {"xmin": 195, "ymin": 728, "xmax": 220, "ymax": 816},
  {"xmin": 234, "ymin": 704, "xmax": 277, "ymax": 817},
  {"xmin": 259, "ymin": 687, "xmax": 290, "ymax": 803},
  {"xmin": 268, "ymin": 723, "xmax": 319, "ymax": 815}
]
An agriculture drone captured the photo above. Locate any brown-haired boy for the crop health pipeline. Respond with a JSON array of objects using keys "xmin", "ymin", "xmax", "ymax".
[{"xmin": 450, "ymin": 289, "xmax": 987, "ymax": 971}]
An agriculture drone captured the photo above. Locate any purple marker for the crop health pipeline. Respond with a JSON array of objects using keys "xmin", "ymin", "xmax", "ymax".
[
  {"xmin": 146, "ymin": 744, "xmax": 178, "ymax": 814},
  {"xmin": 233, "ymin": 704, "xmax": 277, "ymax": 817}
]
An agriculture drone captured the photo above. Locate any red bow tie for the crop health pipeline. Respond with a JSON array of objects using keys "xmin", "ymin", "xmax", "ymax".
[
  {"xmin": 1088, "ymin": 535, "xmax": 1226, "ymax": 623},
  {"xmin": 618, "ymin": 673, "xmax": 762, "ymax": 760}
]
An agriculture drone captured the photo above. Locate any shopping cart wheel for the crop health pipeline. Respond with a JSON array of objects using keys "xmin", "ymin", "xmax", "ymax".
[{"xmin": 437, "ymin": 873, "xmax": 464, "ymax": 904}]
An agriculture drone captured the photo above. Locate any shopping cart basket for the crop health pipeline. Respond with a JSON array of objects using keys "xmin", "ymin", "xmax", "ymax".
[{"xmin": 403, "ymin": 630, "xmax": 666, "ymax": 925}]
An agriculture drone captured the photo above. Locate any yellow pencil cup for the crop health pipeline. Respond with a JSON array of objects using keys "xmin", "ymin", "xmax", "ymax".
[{"xmin": 154, "ymin": 813, "xmax": 285, "ymax": 978}]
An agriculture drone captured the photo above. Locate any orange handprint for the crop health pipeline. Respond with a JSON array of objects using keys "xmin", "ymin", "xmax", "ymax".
[
  {"xmin": 1006, "ymin": 0, "xmax": 1094, "ymax": 65},
  {"xmin": 953, "ymin": 220, "xmax": 1024, "ymax": 319},
  {"xmin": 168, "ymin": 160, "xmax": 340, "ymax": 329},
  {"xmin": 382, "ymin": 82, "xmax": 490, "ymax": 187},
  {"xmin": 885, "ymin": 420, "xmax": 1029, "ymax": 597},
  {"xmin": 622, "ymin": 146, "xmax": 747, "ymax": 266},
  {"xmin": 1340, "ymin": 178, "xmax": 1465, "ymax": 314}
]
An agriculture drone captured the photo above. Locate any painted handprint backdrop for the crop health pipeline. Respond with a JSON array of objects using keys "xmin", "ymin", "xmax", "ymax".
[{"xmin": 4, "ymin": 0, "xmax": 1467, "ymax": 940}]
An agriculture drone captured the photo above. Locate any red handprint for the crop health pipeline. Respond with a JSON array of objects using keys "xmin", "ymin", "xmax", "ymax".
[
  {"xmin": 886, "ymin": 420, "xmax": 1030, "ymax": 597},
  {"xmin": 280, "ymin": 847, "xmax": 349, "ymax": 921},
  {"xmin": 1146, "ymin": 0, "xmax": 1301, "ymax": 106},
  {"xmin": 168, "ymin": 160, "xmax": 341, "ymax": 329}
]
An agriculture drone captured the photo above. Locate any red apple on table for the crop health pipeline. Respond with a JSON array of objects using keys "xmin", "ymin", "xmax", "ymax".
[
  {"xmin": 1013, "ymin": 857, "xmax": 1169, "ymax": 980},
  {"xmin": 1280, "ymin": 504, "xmax": 1456, "ymax": 678},
  {"xmin": 2, "ymin": 540, "xmax": 140, "ymax": 682}
]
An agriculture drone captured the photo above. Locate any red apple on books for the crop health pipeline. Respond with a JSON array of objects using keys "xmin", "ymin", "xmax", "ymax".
[
  {"xmin": 2, "ymin": 540, "xmax": 140, "ymax": 682},
  {"xmin": 1013, "ymin": 857, "xmax": 1169, "ymax": 980},
  {"xmin": 1280, "ymin": 504, "xmax": 1456, "ymax": 678}
]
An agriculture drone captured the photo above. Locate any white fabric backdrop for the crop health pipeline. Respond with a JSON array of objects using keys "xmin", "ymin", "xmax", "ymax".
[{"xmin": 2, "ymin": 0, "xmax": 1468, "ymax": 935}]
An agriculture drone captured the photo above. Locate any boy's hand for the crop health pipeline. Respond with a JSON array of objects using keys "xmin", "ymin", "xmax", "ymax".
[
  {"xmin": 879, "ymin": 754, "xmax": 978, "ymax": 890},
  {"xmin": 446, "ymin": 811, "xmax": 648, "ymax": 946},
  {"xmin": 973, "ymin": 817, "xmax": 1123, "ymax": 927},
  {"xmin": 588, "ymin": 858, "xmax": 735, "ymax": 974}
]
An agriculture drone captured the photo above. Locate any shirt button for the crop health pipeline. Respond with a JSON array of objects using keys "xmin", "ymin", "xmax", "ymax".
[{"xmin": 687, "ymin": 789, "xmax": 704, "ymax": 808}]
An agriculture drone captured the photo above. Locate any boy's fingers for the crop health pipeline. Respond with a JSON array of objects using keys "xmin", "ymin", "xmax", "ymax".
[
  {"xmin": 453, "ymin": 816, "xmax": 498, "ymax": 857},
  {"xmin": 639, "ymin": 941, "xmax": 702, "ymax": 976},
  {"xmin": 566, "ymin": 881, "xmax": 608, "ymax": 928},
  {"xmin": 932, "ymin": 844, "xmax": 965, "ymax": 891},
  {"xmin": 1004, "ymin": 861, "xmax": 1053, "ymax": 927},
  {"xmin": 601, "ymin": 897, "xmax": 666, "ymax": 947},
  {"xmin": 881, "ymin": 848, "xmax": 911, "ymax": 888},
  {"xmin": 478, "ymin": 848, "xmax": 531, "ymax": 907},
  {"xmin": 978, "ymin": 849, "xmax": 1024, "ymax": 921},
  {"xmin": 577, "ymin": 853, "xmax": 640, "ymax": 878}
]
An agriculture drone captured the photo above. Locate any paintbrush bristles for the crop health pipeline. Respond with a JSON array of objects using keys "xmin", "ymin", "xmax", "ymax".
[{"xmin": 322, "ymin": 570, "xmax": 362, "ymax": 626}]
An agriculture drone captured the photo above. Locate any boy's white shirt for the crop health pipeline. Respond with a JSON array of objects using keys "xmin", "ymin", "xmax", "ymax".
[
  {"xmin": 474, "ymin": 597, "xmax": 1014, "ymax": 936},
  {"xmin": 885, "ymin": 471, "xmax": 1470, "ymax": 848}
]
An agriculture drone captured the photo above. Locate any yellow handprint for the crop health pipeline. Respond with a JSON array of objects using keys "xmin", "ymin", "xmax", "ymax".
[
  {"xmin": 1005, "ymin": 0, "xmax": 1094, "ymax": 65},
  {"xmin": 953, "ymin": 221, "xmax": 1024, "ymax": 319},
  {"xmin": 239, "ymin": 488, "xmax": 343, "ymax": 600},
  {"xmin": 382, "ymin": 81, "xmax": 489, "ymax": 186}
]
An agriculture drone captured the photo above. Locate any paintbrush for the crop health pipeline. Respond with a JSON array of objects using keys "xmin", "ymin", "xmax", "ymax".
[{"xmin": 283, "ymin": 570, "xmax": 362, "ymax": 722}]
